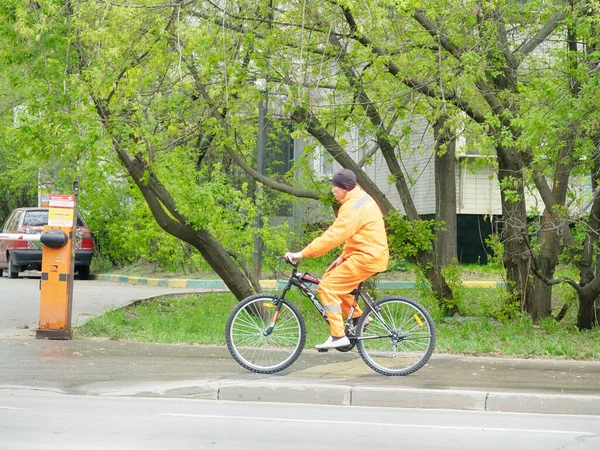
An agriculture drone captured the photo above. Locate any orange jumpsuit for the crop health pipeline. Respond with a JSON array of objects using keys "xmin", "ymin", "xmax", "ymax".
[{"xmin": 301, "ymin": 187, "xmax": 389, "ymax": 337}]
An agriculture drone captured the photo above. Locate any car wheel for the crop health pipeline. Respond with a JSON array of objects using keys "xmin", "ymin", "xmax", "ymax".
[
  {"xmin": 78, "ymin": 265, "xmax": 90, "ymax": 280},
  {"xmin": 7, "ymin": 257, "xmax": 20, "ymax": 279}
]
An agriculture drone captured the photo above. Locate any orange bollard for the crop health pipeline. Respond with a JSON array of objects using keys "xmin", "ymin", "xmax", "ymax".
[{"xmin": 36, "ymin": 225, "xmax": 74, "ymax": 340}]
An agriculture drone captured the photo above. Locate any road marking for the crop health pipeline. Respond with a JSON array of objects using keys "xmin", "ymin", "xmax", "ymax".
[
  {"xmin": 0, "ymin": 406, "xmax": 30, "ymax": 411},
  {"xmin": 156, "ymin": 414, "xmax": 594, "ymax": 435}
]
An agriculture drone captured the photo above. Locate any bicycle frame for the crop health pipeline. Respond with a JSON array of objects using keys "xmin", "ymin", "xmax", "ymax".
[
  {"xmin": 226, "ymin": 259, "xmax": 436, "ymax": 376},
  {"xmin": 273, "ymin": 261, "xmax": 395, "ymax": 341}
]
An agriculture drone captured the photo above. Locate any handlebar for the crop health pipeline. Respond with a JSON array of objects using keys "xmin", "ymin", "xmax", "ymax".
[
  {"xmin": 282, "ymin": 256, "xmax": 322, "ymax": 285},
  {"xmin": 279, "ymin": 256, "xmax": 300, "ymax": 279},
  {"xmin": 282, "ymin": 256, "xmax": 298, "ymax": 267}
]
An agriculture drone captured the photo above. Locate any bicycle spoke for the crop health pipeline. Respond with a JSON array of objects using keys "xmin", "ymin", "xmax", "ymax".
[{"xmin": 358, "ymin": 297, "xmax": 436, "ymax": 376}]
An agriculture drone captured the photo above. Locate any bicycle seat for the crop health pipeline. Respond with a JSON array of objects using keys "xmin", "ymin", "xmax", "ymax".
[{"xmin": 350, "ymin": 274, "xmax": 379, "ymax": 295}]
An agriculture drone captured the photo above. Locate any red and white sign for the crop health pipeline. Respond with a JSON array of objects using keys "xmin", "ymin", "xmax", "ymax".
[{"xmin": 49, "ymin": 194, "xmax": 75, "ymax": 208}]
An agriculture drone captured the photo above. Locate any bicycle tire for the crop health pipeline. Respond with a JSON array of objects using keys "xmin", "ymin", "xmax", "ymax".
[
  {"xmin": 357, "ymin": 296, "xmax": 436, "ymax": 376},
  {"xmin": 225, "ymin": 294, "xmax": 306, "ymax": 374}
]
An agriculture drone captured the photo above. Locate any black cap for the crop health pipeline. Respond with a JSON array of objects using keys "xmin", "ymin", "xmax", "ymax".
[{"xmin": 332, "ymin": 169, "xmax": 357, "ymax": 191}]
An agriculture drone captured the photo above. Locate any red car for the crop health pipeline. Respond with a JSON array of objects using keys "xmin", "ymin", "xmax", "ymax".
[{"xmin": 0, "ymin": 207, "xmax": 94, "ymax": 279}]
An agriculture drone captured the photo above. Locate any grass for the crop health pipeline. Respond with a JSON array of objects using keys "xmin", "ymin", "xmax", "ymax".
[
  {"xmin": 436, "ymin": 316, "xmax": 600, "ymax": 359},
  {"xmin": 76, "ymin": 285, "xmax": 600, "ymax": 360},
  {"xmin": 77, "ymin": 290, "xmax": 334, "ymax": 348}
]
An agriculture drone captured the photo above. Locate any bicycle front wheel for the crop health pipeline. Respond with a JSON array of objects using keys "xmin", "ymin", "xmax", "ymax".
[
  {"xmin": 357, "ymin": 296, "xmax": 436, "ymax": 376},
  {"xmin": 225, "ymin": 294, "xmax": 306, "ymax": 374}
]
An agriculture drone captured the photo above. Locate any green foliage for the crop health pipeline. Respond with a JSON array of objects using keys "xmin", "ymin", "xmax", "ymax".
[
  {"xmin": 386, "ymin": 211, "xmax": 438, "ymax": 259},
  {"xmin": 479, "ymin": 287, "xmax": 522, "ymax": 322},
  {"xmin": 497, "ymin": 176, "xmax": 522, "ymax": 204},
  {"xmin": 559, "ymin": 220, "xmax": 588, "ymax": 265},
  {"xmin": 0, "ymin": 0, "xmax": 302, "ymax": 276},
  {"xmin": 540, "ymin": 316, "xmax": 560, "ymax": 334},
  {"xmin": 0, "ymin": 146, "xmax": 37, "ymax": 223},
  {"xmin": 2, "ymin": 0, "xmax": 600, "ymax": 326},
  {"xmin": 484, "ymin": 233, "xmax": 504, "ymax": 269},
  {"xmin": 439, "ymin": 261, "xmax": 465, "ymax": 313}
]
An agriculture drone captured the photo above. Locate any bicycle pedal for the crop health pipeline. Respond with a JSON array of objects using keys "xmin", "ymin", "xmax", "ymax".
[{"xmin": 317, "ymin": 348, "xmax": 329, "ymax": 353}]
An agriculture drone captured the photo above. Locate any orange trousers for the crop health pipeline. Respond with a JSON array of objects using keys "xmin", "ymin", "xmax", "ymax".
[{"xmin": 318, "ymin": 258, "xmax": 378, "ymax": 337}]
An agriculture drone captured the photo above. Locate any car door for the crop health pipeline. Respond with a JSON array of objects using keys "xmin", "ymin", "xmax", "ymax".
[{"xmin": 0, "ymin": 210, "xmax": 21, "ymax": 268}]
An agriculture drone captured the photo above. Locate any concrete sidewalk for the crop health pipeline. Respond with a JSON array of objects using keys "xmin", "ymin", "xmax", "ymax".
[{"xmin": 1, "ymin": 336, "xmax": 599, "ymax": 416}]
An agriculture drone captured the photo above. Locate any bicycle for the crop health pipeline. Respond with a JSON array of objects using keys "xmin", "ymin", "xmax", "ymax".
[{"xmin": 225, "ymin": 258, "xmax": 436, "ymax": 376}]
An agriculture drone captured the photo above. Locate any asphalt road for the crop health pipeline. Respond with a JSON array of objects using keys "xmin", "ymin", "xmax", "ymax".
[
  {"xmin": 0, "ymin": 274, "xmax": 221, "ymax": 337},
  {"xmin": 1, "ymin": 388, "xmax": 599, "ymax": 450}
]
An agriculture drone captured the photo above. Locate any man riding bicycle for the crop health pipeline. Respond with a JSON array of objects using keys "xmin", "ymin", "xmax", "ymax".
[{"xmin": 285, "ymin": 168, "xmax": 389, "ymax": 350}]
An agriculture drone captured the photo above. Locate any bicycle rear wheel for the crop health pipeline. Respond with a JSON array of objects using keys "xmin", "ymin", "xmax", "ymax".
[
  {"xmin": 357, "ymin": 296, "xmax": 436, "ymax": 376},
  {"xmin": 226, "ymin": 294, "xmax": 306, "ymax": 374}
]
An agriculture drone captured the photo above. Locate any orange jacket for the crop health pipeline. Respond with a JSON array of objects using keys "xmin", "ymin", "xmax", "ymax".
[{"xmin": 301, "ymin": 187, "xmax": 389, "ymax": 272}]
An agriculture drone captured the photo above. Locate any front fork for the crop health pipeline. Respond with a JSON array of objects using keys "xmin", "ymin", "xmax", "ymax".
[
  {"xmin": 262, "ymin": 295, "xmax": 287, "ymax": 336},
  {"xmin": 263, "ymin": 309, "xmax": 280, "ymax": 336}
]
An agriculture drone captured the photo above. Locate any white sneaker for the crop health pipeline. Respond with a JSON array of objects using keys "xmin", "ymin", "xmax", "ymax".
[{"xmin": 315, "ymin": 336, "xmax": 350, "ymax": 349}]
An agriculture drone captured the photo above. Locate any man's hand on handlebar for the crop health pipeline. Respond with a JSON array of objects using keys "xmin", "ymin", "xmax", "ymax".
[{"xmin": 284, "ymin": 252, "xmax": 304, "ymax": 264}]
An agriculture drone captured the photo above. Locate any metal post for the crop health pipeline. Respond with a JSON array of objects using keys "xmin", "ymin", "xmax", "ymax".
[{"xmin": 253, "ymin": 94, "xmax": 268, "ymax": 279}]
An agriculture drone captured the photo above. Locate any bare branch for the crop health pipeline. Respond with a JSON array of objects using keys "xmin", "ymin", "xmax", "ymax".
[
  {"xmin": 290, "ymin": 106, "xmax": 395, "ymax": 215},
  {"xmin": 107, "ymin": 1, "xmax": 195, "ymax": 8},
  {"xmin": 357, "ymin": 144, "xmax": 378, "ymax": 168},
  {"xmin": 328, "ymin": 34, "xmax": 419, "ymax": 220},
  {"xmin": 516, "ymin": 12, "xmax": 566, "ymax": 59},
  {"xmin": 412, "ymin": 9, "xmax": 462, "ymax": 58},
  {"xmin": 411, "ymin": 8, "xmax": 512, "ymax": 121},
  {"xmin": 531, "ymin": 265, "xmax": 581, "ymax": 292},
  {"xmin": 185, "ymin": 59, "xmax": 320, "ymax": 200}
]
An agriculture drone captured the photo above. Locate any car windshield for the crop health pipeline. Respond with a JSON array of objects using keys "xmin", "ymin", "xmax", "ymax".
[
  {"xmin": 22, "ymin": 210, "xmax": 49, "ymax": 227},
  {"xmin": 22, "ymin": 210, "xmax": 85, "ymax": 227}
]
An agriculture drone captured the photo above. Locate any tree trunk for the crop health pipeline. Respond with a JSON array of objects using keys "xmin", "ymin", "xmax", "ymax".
[
  {"xmin": 528, "ymin": 16, "xmax": 587, "ymax": 322},
  {"xmin": 577, "ymin": 289, "xmax": 597, "ymax": 330},
  {"xmin": 434, "ymin": 116, "xmax": 458, "ymax": 268},
  {"xmin": 577, "ymin": 275, "xmax": 600, "ymax": 329},
  {"xmin": 529, "ymin": 219, "xmax": 559, "ymax": 320},
  {"xmin": 528, "ymin": 135, "xmax": 575, "ymax": 320},
  {"xmin": 578, "ymin": 142, "xmax": 600, "ymax": 328},
  {"xmin": 497, "ymin": 154, "xmax": 533, "ymax": 310},
  {"xmin": 113, "ymin": 144, "xmax": 257, "ymax": 301}
]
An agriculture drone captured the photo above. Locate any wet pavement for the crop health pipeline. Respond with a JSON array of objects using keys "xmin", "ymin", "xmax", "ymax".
[
  {"xmin": 1, "ymin": 336, "xmax": 600, "ymax": 415},
  {"xmin": 0, "ymin": 276, "xmax": 222, "ymax": 337}
]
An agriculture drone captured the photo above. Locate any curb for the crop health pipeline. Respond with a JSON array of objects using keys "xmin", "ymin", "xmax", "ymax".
[
  {"xmin": 90, "ymin": 274, "xmax": 226, "ymax": 289},
  {"xmin": 90, "ymin": 274, "xmax": 504, "ymax": 290},
  {"xmin": 80, "ymin": 380, "xmax": 600, "ymax": 416}
]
